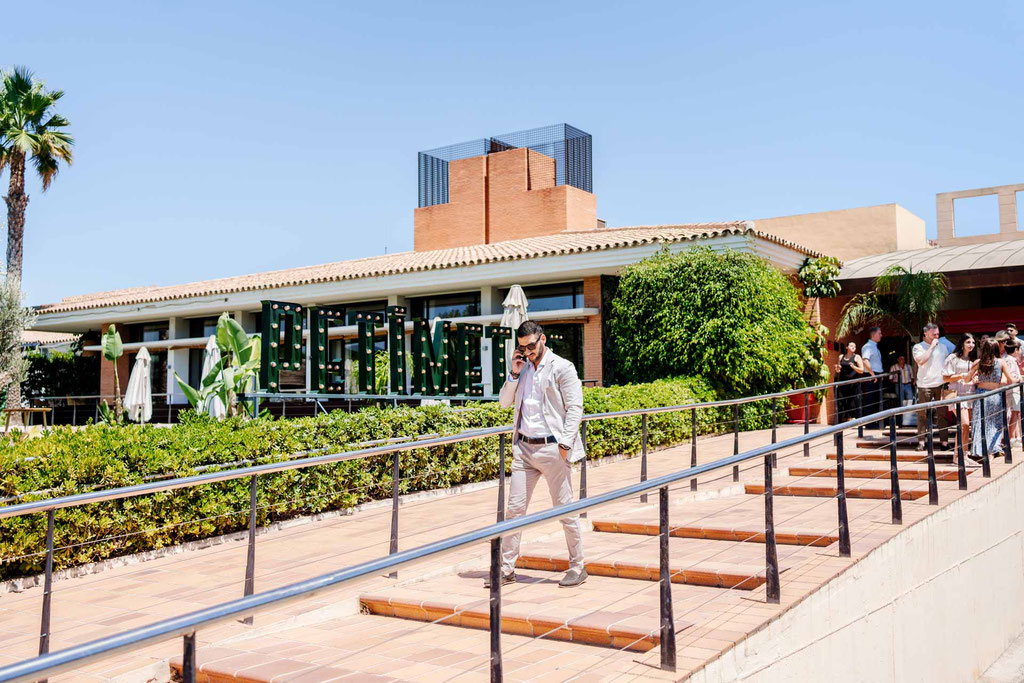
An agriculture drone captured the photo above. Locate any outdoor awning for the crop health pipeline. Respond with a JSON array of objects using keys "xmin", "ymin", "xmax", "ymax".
[{"xmin": 939, "ymin": 306, "xmax": 1024, "ymax": 334}]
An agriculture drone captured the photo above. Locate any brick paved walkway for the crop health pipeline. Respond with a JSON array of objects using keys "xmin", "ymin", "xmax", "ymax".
[{"xmin": 0, "ymin": 423, "xmax": 1015, "ymax": 682}]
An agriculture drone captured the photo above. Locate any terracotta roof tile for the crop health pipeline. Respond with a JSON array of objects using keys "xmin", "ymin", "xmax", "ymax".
[{"xmin": 36, "ymin": 223, "xmax": 820, "ymax": 315}]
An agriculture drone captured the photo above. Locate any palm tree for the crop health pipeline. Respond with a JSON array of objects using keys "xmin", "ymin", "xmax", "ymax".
[
  {"xmin": 0, "ymin": 66, "xmax": 73, "ymax": 413},
  {"xmin": 838, "ymin": 265, "xmax": 949, "ymax": 340}
]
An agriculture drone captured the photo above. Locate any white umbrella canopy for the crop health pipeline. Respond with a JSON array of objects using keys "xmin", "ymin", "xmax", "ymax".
[
  {"xmin": 201, "ymin": 335, "xmax": 227, "ymax": 419},
  {"xmin": 124, "ymin": 347, "xmax": 152, "ymax": 423},
  {"xmin": 500, "ymin": 285, "xmax": 530, "ymax": 369}
]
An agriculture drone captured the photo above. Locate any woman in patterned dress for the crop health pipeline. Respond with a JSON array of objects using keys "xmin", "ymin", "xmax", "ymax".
[{"xmin": 966, "ymin": 338, "xmax": 1013, "ymax": 463}]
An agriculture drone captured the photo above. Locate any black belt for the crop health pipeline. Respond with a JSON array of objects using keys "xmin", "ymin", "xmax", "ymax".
[{"xmin": 517, "ymin": 433, "xmax": 557, "ymax": 445}]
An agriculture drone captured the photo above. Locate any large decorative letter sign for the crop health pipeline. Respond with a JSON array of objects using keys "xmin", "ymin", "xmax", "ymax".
[
  {"xmin": 411, "ymin": 319, "xmax": 451, "ymax": 395},
  {"xmin": 485, "ymin": 325, "xmax": 513, "ymax": 385},
  {"xmin": 308, "ymin": 306, "xmax": 345, "ymax": 392},
  {"xmin": 259, "ymin": 301, "xmax": 303, "ymax": 392},
  {"xmin": 387, "ymin": 305, "xmax": 407, "ymax": 394},
  {"xmin": 456, "ymin": 323, "xmax": 484, "ymax": 396}
]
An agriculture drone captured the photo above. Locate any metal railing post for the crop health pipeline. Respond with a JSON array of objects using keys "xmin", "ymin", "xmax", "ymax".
[
  {"xmin": 389, "ymin": 450, "xmax": 400, "ymax": 578},
  {"xmin": 732, "ymin": 404, "xmax": 740, "ymax": 481},
  {"xmin": 889, "ymin": 417, "xmax": 903, "ymax": 524},
  {"xmin": 182, "ymin": 632, "xmax": 196, "ymax": 683},
  {"xmin": 1001, "ymin": 389, "xmax": 1013, "ymax": 464},
  {"xmin": 71, "ymin": 403, "xmax": 77, "ymax": 426},
  {"xmin": 38, "ymin": 509, "xmax": 55, "ymax": 659},
  {"xmin": 857, "ymin": 381, "xmax": 865, "ymax": 438},
  {"xmin": 770, "ymin": 400, "xmax": 778, "ymax": 469},
  {"xmin": 659, "ymin": 486, "xmax": 677, "ymax": 670},
  {"xmin": 803, "ymin": 391, "xmax": 810, "ymax": 458},
  {"xmin": 835, "ymin": 431, "xmax": 851, "ymax": 557},
  {"xmin": 763, "ymin": 451, "xmax": 780, "ymax": 603},
  {"xmin": 640, "ymin": 413, "xmax": 649, "ymax": 503},
  {"xmin": 242, "ymin": 475, "xmax": 257, "ymax": 625},
  {"xmin": 955, "ymin": 401, "xmax": 967, "ymax": 490},
  {"xmin": 579, "ymin": 423, "xmax": 587, "ymax": 519},
  {"xmin": 690, "ymin": 408, "xmax": 698, "ymax": 491},
  {"xmin": 496, "ymin": 434, "xmax": 507, "ymax": 523},
  {"xmin": 980, "ymin": 398, "xmax": 992, "ymax": 478},
  {"xmin": 926, "ymin": 408, "xmax": 938, "ymax": 506},
  {"xmin": 489, "ymin": 537, "xmax": 503, "ymax": 682}
]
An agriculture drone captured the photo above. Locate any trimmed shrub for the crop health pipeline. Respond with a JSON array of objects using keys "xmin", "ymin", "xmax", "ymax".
[
  {"xmin": 0, "ymin": 377, "xmax": 730, "ymax": 580},
  {"xmin": 609, "ymin": 247, "xmax": 818, "ymax": 397}
]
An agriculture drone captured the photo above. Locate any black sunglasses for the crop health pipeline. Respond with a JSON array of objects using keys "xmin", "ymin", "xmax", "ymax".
[{"xmin": 516, "ymin": 340, "xmax": 540, "ymax": 353}]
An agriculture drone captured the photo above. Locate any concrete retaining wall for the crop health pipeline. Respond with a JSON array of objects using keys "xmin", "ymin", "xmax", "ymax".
[{"xmin": 689, "ymin": 462, "xmax": 1024, "ymax": 682}]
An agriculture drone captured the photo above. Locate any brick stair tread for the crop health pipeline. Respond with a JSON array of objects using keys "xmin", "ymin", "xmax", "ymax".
[
  {"xmin": 787, "ymin": 466, "xmax": 969, "ymax": 481},
  {"xmin": 855, "ymin": 439, "xmax": 956, "ymax": 450},
  {"xmin": 590, "ymin": 519, "xmax": 839, "ymax": 547},
  {"xmin": 826, "ymin": 452, "xmax": 955, "ymax": 463},
  {"xmin": 359, "ymin": 588, "xmax": 691, "ymax": 652},
  {"xmin": 516, "ymin": 552, "xmax": 782, "ymax": 590},
  {"xmin": 521, "ymin": 534, "xmax": 813, "ymax": 575},
  {"xmin": 745, "ymin": 483, "xmax": 929, "ymax": 500}
]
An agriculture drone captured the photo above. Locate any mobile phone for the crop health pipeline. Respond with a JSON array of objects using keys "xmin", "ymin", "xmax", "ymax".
[{"xmin": 514, "ymin": 352, "xmax": 527, "ymax": 361}]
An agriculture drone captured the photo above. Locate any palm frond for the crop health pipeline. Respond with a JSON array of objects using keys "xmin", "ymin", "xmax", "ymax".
[{"xmin": 0, "ymin": 66, "xmax": 72, "ymax": 187}]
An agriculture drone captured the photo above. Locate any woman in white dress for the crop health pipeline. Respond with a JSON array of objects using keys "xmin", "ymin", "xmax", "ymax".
[{"xmin": 942, "ymin": 334, "xmax": 976, "ymax": 452}]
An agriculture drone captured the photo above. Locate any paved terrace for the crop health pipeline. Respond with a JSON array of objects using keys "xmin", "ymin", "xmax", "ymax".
[{"xmin": 0, "ymin": 422, "xmax": 1015, "ymax": 682}]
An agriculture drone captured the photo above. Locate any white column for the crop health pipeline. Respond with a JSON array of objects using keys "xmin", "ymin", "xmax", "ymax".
[
  {"xmin": 234, "ymin": 310, "xmax": 257, "ymax": 334},
  {"xmin": 481, "ymin": 286, "xmax": 503, "ymax": 315},
  {"xmin": 167, "ymin": 317, "xmax": 190, "ymax": 404}
]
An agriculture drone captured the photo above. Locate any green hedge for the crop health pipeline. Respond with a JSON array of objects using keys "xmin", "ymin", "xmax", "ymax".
[{"xmin": 0, "ymin": 377, "xmax": 733, "ymax": 580}]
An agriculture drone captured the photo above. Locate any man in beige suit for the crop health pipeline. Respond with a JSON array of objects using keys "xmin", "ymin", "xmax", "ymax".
[{"xmin": 485, "ymin": 320, "xmax": 587, "ymax": 588}]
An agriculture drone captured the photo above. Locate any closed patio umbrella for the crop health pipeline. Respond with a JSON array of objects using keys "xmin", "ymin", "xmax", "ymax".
[
  {"xmin": 500, "ymin": 285, "xmax": 530, "ymax": 368},
  {"xmin": 124, "ymin": 347, "xmax": 152, "ymax": 423},
  {"xmin": 201, "ymin": 335, "xmax": 227, "ymax": 419}
]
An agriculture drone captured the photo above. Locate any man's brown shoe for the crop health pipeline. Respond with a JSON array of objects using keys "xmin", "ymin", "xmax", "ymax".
[
  {"xmin": 483, "ymin": 572, "xmax": 516, "ymax": 588},
  {"xmin": 558, "ymin": 568, "xmax": 588, "ymax": 588}
]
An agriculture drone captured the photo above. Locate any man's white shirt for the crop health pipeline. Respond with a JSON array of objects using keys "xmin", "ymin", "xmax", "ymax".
[{"xmin": 514, "ymin": 356, "xmax": 549, "ymax": 437}]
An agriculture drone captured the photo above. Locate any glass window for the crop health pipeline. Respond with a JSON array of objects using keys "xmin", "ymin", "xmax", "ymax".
[
  {"xmin": 543, "ymin": 324, "xmax": 584, "ymax": 378},
  {"xmin": 140, "ymin": 323, "xmax": 168, "ymax": 343},
  {"xmin": 409, "ymin": 292, "xmax": 481, "ymax": 320},
  {"xmin": 188, "ymin": 317, "xmax": 219, "ymax": 339},
  {"xmin": 499, "ymin": 282, "xmax": 583, "ymax": 313}
]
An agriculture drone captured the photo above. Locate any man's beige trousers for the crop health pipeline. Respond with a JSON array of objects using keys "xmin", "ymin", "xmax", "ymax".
[{"xmin": 500, "ymin": 440, "xmax": 585, "ymax": 574}]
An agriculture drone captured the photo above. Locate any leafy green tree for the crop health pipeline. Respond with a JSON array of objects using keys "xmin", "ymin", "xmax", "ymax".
[
  {"xmin": 0, "ymin": 278, "xmax": 34, "ymax": 398},
  {"xmin": 837, "ymin": 265, "xmax": 948, "ymax": 339},
  {"xmin": 0, "ymin": 66, "xmax": 73, "ymax": 415},
  {"xmin": 798, "ymin": 256, "xmax": 841, "ymax": 298},
  {"xmin": 609, "ymin": 247, "xmax": 819, "ymax": 396}
]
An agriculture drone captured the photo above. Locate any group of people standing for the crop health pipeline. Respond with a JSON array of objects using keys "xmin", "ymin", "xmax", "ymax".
[{"xmin": 834, "ymin": 322, "xmax": 1024, "ymax": 464}]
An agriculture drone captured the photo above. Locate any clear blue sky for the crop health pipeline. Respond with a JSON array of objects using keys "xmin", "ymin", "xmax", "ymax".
[{"xmin": 6, "ymin": 1, "xmax": 1022, "ymax": 307}]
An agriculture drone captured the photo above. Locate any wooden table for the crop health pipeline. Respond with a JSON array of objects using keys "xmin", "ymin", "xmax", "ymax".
[{"xmin": 4, "ymin": 407, "xmax": 52, "ymax": 431}]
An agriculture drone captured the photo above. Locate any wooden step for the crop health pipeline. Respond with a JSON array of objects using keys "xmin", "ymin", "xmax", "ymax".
[
  {"xmin": 359, "ymin": 593, "xmax": 684, "ymax": 651},
  {"xmin": 591, "ymin": 520, "xmax": 839, "ymax": 547},
  {"xmin": 516, "ymin": 554, "xmax": 769, "ymax": 590},
  {"xmin": 788, "ymin": 466, "xmax": 968, "ymax": 481},
  {"xmin": 745, "ymin": 484, "xmax": 928, "ymax": 500}
]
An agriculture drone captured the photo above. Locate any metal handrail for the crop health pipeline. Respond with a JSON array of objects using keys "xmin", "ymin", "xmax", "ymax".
[
  {"xmin": 0, "ymin": 375, "xmax": 876, "ymax": 521},
  {"xmin": 1, "ymin": 380, "xmax": 1017, "ymax": 683}
]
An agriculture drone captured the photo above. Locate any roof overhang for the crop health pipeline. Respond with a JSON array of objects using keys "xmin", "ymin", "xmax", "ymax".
[{"xmin": 36, "ymin": 232, "xmax": 808, "ymax": 333}]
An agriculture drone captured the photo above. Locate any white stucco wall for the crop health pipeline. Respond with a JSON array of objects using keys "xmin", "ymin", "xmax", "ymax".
[{"xmin": 689, "ymin": 463, "xmax": 1024, "ymax": 683}]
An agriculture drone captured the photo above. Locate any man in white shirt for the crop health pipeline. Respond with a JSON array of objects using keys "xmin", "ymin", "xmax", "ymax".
[
  {"xmin": 860, "ymin": 327, "xmax": 884, "ymax": 428},
  {"xmin": 912, "ymin": 322, "xmax": 950, "ymax": 451},
  {"xmin": 489, "ymin": 320, "xmax": 587, "ymax": 588}
]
